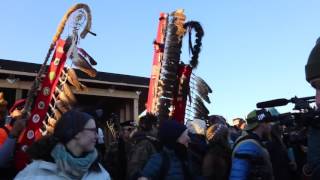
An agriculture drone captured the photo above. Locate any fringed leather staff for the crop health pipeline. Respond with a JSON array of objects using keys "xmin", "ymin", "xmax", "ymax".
[
  {"xmin": 21, "ymin": 3, "xmax": 92, "ymax": 118},
  {"xmin": 14, "ymin": 3, "xmax": 95, "ymax": 170}
]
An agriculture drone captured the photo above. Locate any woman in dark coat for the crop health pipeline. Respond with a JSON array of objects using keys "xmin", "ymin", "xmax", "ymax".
[{"xmin": 202, "ymin": 123, "xmax": 231, "ymax": 180}]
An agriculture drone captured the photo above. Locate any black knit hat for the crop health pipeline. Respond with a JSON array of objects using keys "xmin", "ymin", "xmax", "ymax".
[
  {"xmin": 158, "ymin": 120, "xmax": 187, "ymax": 148},
  {"xmin": 139, "ymin": 113, "xmax": 158, "ymax": 131},
  {"xmin": 306, "ymin": 38, "xmax": 320, "ymax": 84},
  {"xmin": 120, "ymin": 120, "xmax": 135, "ymax": 127},
  {"xmin": 53, "ymin": 110, "xmax": 93, "ymax": 144}
]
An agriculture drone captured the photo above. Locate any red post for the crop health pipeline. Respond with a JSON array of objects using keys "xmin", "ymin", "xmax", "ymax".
[
  {"xmin": 146, "ymin": 13, "xmax": 167, "ymax": 113},
  {"xmin": 15, "ymin": 39, "xmax": 68, "ymax": 170}
]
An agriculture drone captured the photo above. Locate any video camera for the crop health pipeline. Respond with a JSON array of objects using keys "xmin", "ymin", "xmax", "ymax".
[{"xmin": 256, "ymin": 96, "xmax": 320, "ymax": 128}]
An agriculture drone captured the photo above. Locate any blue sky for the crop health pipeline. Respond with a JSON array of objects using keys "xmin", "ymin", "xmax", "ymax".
[{"xmin": 0, "ymin": 1, "xmax": 318, "ymax": 122}]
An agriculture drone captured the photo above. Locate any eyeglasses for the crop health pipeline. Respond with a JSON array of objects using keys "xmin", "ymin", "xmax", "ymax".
[{"xmin": 83, "ymin": 128, "xmax": 97, "ymax": 133}]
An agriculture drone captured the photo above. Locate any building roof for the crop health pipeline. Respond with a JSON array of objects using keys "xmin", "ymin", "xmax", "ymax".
[{"xmin": 0, "ymin": 59, "xmax": 150, "ymax": 89}]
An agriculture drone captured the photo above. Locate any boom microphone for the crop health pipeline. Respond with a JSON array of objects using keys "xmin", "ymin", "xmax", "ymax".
[{"xmin": 256, "ymin": 98, "xmax": 289, "ymax": 108}]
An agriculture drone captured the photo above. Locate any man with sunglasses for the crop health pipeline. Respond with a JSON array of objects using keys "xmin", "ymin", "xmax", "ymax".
[{"xmin": 304, "ymin": 37, "xmax": 320, "ymax": 179}]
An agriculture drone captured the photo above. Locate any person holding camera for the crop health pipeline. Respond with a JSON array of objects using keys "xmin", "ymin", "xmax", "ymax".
[
  {"xmin": 229, "ymin": 109, "xmax": 274, "ymax": 180},
  {"xmin": 305, "ymin": 37, "xmax": 320, "ymax": 179}
]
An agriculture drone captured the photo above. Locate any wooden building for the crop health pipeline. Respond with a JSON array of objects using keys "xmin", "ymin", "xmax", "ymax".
[{"xmin": 0, "ymin": 59, "xmax": 149, "ymax": 123}]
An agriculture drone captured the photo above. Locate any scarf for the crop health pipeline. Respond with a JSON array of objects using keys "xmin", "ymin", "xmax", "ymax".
[{"xmin": 51, "ymin": 143, "xmax": 98, "ymax": 179}]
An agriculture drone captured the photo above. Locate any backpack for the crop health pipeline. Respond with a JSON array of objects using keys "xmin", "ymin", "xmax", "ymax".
[{"xmin": 232, "ymin": 133, "xmax": 273, "ymax": 180}]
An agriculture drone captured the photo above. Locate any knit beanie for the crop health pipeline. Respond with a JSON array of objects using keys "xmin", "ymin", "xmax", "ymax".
[
  {"xmin": 158, "ymin": 120, "xmax": 187, "ymax": 148},
  {"xmin": 53, "ymin": 110, "xmax": 93, "ymax": 144},
  {"xmin": 306, "ymin": 38, "xmax": 320, "ymax": 83}
]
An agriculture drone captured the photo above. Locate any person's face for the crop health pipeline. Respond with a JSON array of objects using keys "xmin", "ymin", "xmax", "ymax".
[
  {"xmin": 10, "ymin": 108, "xmax": 23, "ymax": 120},
  {"xmin": 150, "ymin": 124, "xmax": 158, "ymax": 137},
  {"xmin": 121, "ymin": 126, "xmax": 134, "ymax": 141},
  {"xmin": 310, "ymin": 78, "xmax": 320, "ymax": 107},
  {"xmin": 316, "ymin": 89, "xmax": 320, "ymax": 108},
  {"xmin": 177, "ymin": 129, "xmax": 191, "ymax": 147},
  {"xmin": 75, "ymin": 119, "xmax": 98, "ymax": 152},
  {"xmin": 239, "ymin": 122, "xmax": 247, "ymax": 130},
  {"xmin": 261, "ymin": 122, "xmax": 272, "ymax": 137}
]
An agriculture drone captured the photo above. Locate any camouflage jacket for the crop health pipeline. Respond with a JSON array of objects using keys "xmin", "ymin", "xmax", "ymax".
[{"xmin": 126, "ymin": 131, "xmax": 159, "ymax": 179}]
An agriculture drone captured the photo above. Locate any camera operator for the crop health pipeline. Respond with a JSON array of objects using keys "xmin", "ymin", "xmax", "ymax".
[{"xmin": 305, "ymin": 37, "xmax": 320, "ymax": 179}]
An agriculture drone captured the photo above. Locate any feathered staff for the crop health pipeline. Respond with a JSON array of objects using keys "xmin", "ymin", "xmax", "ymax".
[
  {"xmin": 156, "ymin": 9, "xmax": 186, "ymax": 122},
  {"xmin": 15, "ymin": 3, "xmax": 95, "ymax": 170},
  {"xmin": 171, "ymin": 21, "xmax": 204, "ymax": 123},
  {"xmin": 185, "ymin": 74, "xmax": 212, "ymax": 122},
  {"xmin": 147, "ymin": 9, "xmax": 208, "ymax": 123}
]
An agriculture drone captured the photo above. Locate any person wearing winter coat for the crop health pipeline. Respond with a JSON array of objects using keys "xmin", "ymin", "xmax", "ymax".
[
  {"xmin": 186, "ymin": 118, "xmax": 208, "ymax": 178},
  {"xmin": 229, "ymin": 109, "xmax": 274, "ymax": 180},
  {"xmin": 127, "ymin": 113, "xmax": 159, "ymax": 179},
  {"xmin": 14, "ymin": 110, "xmax": 110, "ymax": 180},
  {"xmin": 202, "ymin": 123, "xmax": 231, "ymax": 180},
  {"xmin": 138, "ymin": 120, "xmax": 193, "ymax": 180}
]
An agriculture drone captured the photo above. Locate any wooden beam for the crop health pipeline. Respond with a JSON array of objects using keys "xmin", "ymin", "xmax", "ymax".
[
  {"xmin": 0, "ymin": 79, "xmax": 32, "ymax": 90},
  {"xmin": 74, "ymin": 87, "xmax": 139, "ymax": 99},
  {"xmin": 0, "ymin": 69, "xmax": 148, "ymax": 88},
  {"xmin": 133, "ymin": 98, "xmax": 139, "ymax": 121},
  {"xmin": 0, "ymin": 79, "xmax": 139, "ymax": 99},
  {"xmin": 15, "ymin": 89, "xmax": 23, "ymax": 100},
  {"xmin": 125, "ymin": 102, "xmax": 131, "ymax": 120}
]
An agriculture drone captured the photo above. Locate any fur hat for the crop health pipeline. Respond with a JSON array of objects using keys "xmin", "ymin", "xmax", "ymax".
[
  {"xmin": 206, "ymin": 123, "xmax": 228, "ymax": 143},
  {"xmin": 186, "ymin": 118, "xmax": 206, "ymax": 135}
]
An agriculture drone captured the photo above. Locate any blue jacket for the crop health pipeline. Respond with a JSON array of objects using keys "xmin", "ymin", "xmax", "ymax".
[
  {"xmin": 141, "ymin": 147, "xmax": 191, "ymax": 180},
  {"xmin": 229, "ymin": 134, "xmax": 273, "ymax": 180},
  {"xmin": 0, "ymin": 136, "xmax": 16, "ymax": 167}
]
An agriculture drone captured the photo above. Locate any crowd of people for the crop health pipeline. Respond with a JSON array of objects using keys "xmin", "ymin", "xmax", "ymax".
[
  {"xmin": 1, "ymin": 35, "xmax": 320, "ymax": 180},
  {"xmin": 0, "ymin": 89, "xmax": 319, "ymax": 180}
]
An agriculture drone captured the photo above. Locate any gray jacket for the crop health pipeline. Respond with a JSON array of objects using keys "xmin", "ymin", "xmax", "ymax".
[{"xmin": 15, "ymin": 160, "xmax": 110, "ymax": 180}]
